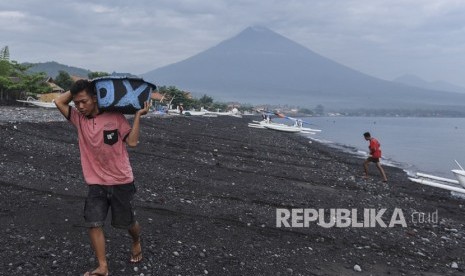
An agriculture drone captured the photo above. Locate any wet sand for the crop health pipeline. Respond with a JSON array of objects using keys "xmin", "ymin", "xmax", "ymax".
[{"xmin": 1, "ymin": 106, "xmax": 464, "ymax": 275}]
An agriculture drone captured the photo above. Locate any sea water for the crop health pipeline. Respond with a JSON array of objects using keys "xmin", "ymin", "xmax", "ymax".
[{"xmin": 287, "ymin": 117, "xmax": 465, "ymax": 179}]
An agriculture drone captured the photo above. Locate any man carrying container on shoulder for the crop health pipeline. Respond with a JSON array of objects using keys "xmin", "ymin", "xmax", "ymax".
[{"xmin": 55, "ymin": 79, "xmax": 150, "ymax": 276}]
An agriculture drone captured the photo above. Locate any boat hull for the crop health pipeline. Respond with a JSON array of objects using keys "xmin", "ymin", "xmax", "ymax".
[
  {"xmin": 263, "ymin": 124, "xmax": 302, "ymax": 133},
  {"xmin": 17, "ymin": 100, "xmax": 56, "ymax": 108},
  {"xmin": 451, "ymin": 170, "xmax": 465, "ymax": 188}
]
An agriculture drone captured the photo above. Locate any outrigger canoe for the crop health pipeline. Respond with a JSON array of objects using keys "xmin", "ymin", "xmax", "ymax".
[
  {"xmin": 248, "ymin": 120, "xmax": 321, "ymax": 134},
  {"xmin": 17, "ymin": 99, "xmax": 56, "ymax": 108},
  {"xmin": 409, "ymin": 161, "xmax": 465, "ymax": 194},
  {"xmin": 263, "ymin": 123, "xmax": 303, "ymax": 133}
]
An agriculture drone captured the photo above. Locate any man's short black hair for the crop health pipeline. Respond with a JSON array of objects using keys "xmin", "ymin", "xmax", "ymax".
[
  {"xmin": 363, "ymin": 132, "xmax": 371, "ymax": 138},
  {"xmin": 70, "ymin": 79, "xmax": 94, "ymax": 96}
]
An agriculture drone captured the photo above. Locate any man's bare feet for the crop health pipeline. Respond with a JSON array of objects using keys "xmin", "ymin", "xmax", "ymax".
[
  {"xmin": 130, "ymin": 239, "xmax": 143, "ymax": 263},
  {"xmin": 83, "ymin": 267, "xmax": 109, "ymax": 276}
]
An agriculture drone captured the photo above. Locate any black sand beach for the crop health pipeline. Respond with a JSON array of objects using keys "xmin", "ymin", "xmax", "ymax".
[{"xmin": 1, "ymin": 106, "xmax": 465, "ymax": 275}]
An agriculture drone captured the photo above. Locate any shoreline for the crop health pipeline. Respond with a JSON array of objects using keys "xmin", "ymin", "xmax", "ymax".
[
  {"xmin": 310, "ymin": 136, "xmax": 412, "ymax": 176},
  {"xmin": 294, "ymin": 115, "xmax": 465, "ymax": 179},
  {"xmin": 1, "ymin": 106, "xmax": 465, "ymax": 275}
]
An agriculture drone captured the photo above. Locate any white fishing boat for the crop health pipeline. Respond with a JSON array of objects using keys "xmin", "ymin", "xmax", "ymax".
[
  {"xmin": 288, "ymin": 118, "xmax": 322, "ymax": 133},
  {"xmin": 17, "ymin": 97, "xmax": 75, "ymax": 108},
  {"xmin": 248, "ymin": 123, "xmax": 266, "ymax": 129},
  {"xmin": 263, "ymin": 123, "xmax": 303, "ymax": 133},
  {"xmin": 248, "ymin": 120, "xmax": 282, "ymax": 129},
  {"xmin": 409, "ymin": 160, "xmax": 465, "ymax": 194},
  {"xmin": 248, "ymin": 121, "xmax": 303, "ymax": 133},
  {"xmin": 296, "ymin": 125, "xmax": 322, "ymax": 133},
  {"xmin": 202, "ymin": 113, "xmax": 218, "ymax": 118},
  {"xmin": 248, "ymin": 119, "xmax": 321, "ymax": 134},
  {"xmin": 208, "ymin": 108, "xmax": 243, "ymax": 118},
  {"xmin": 168, "ymin": 106, "xmax": 212, "ymax": 116},
  {"xmin": 183, "ymin": 110, "xmax": 207, "ymax": 116},
  {"xmin": 17, "ymin": 97, "xmax": 56, "ymax": 108}
]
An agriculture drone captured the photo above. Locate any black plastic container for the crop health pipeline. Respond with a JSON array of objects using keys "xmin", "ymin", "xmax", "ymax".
[{"xmin": 91, "ymin": 76, "xmax": 157, "ymax": 114}]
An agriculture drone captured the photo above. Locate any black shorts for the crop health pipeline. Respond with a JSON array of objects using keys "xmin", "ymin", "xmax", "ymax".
[
  {"xmin": 84, "ymin": 183, "xmax": 137, "ymax": 229},
  {"xmin": 367, "ymin": 157, "xmax": 380, "ymax": 163}
]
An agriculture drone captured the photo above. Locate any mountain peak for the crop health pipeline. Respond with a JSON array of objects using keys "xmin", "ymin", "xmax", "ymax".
[
  {"xmin": 233, "ymin": 25, "xmax": 286, "ymax": 41},
  {"xmin": 211, "ymin": 25, "xmax": 311, "ymax": 56},
  {"xmin": 142, "ymin": 27, "xmax": 465, "ymax": 109},
  {"xmin": 242, "ymin": 25, "xmax": 274, "ymax": 34}
]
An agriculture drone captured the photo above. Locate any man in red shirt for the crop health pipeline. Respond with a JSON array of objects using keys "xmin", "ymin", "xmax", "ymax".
[
  {"xmin": 363, "ymin": 132, "xmax": 388, "ymax": 182},
  {"xmin": 55, "ymin": 79, "xmax": 150, "ymax": 276}
]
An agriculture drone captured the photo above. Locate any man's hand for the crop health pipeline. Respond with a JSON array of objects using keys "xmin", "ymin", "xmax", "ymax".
[
  {"xmin": 126, "ymin": 101, "xmax": 152, "ymax": 147},
  {"xmin": 55, "ymin": 91, "xmax": 73, "ymax": 119},
  {"xmin": 136, "ymin": 101, "xmax": 152, "ymax": 117}
]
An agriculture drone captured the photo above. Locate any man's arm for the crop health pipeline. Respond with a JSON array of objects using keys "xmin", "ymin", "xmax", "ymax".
[
  {"xmin": 55, "ymin": 91, "xmax": 73, "ymax": 119},
  {"xmin": 126, "ymin": 101, "xmax": 151, "ymax": 148}
]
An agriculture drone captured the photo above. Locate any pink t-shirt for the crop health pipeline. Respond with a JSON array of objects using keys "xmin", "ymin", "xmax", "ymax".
[{"xmin": 68, "ymin": 107, "xmax": 134, "ymax": 185}]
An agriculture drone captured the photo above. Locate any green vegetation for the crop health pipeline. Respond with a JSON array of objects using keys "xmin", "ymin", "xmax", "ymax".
[
  {"xmin": 0, "ymin": 47, "xmax": 248, "ymax": 112},
  {"xmin": 25, "ymin": 61, "xmax": 91, "ymax": 78},
  {"xmin": 237, "ymin": 103, "xmax": 254, "ymax": 112},
  {"xmin": 314, "ymin": 104, "xmax": 325, "ymax": 116},
  {"xmin": 0, "ymin": 58, "xmax": 51, "ymax": 102},
  {"xmin": 88, "ymin": 71, "xmax": 110, "ymax": 79},
  {"xmin": 157, "ymin": 86, "xmax": 230, "ymax": 111},
  {"xmin": 298, "ymin": 107, "xmax": 314, "ymax": 115},
  {"xmin": 54, "ymin": 70, "xmax": 73, "ymax": 91}
]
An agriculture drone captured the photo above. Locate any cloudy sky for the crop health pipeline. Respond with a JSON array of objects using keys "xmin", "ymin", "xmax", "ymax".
[{"xmin": 2, "ymin": 0, "xmax": 465, "ymax": 86}]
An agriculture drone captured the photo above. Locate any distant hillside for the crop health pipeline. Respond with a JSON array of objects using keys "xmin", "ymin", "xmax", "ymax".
[
  {"xmin": 25, "ymin": 61, "xmax": 139, "ymax": 80},
  {"xmin": 25, "ymin": 61, "xmax": 91, "ymax": 78},
  {"xmin": 393, "ymin": 74, "xmax": 465, "ymax": 94},
  {"xmin": 142, "ymin": 26, "xmax": 465, "ymax": 112}
]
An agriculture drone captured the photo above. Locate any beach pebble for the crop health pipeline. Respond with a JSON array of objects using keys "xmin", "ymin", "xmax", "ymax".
[
  {"xmin": 353, "ymin": 264, "xmax": 362, "ymax": 272},
  {"xmin": 173, "ymin": 251, "xmax": 180, "ymax": 256}
]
